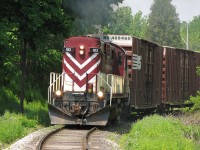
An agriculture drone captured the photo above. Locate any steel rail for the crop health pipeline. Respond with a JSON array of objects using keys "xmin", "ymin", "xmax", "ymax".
[
  {"xmin": 37, "ymin": 126, "xmax": 65, "ymax": 150},
  {"xmin": 82, "ymin": 127, "xmax": 97, "ymax": 150}
]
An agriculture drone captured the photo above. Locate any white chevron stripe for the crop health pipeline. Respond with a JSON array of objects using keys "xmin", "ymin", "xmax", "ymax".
[
  {"xmin": 64, "ymin": 74, "xmax": 97, "ymax": 91},
  {"xmin": 65, "ymin": 52, "xmax": 99, "ymax": 69},
  {"xmin": 63, "ymin": 58, "xmax": 101, "ymax": 81}
]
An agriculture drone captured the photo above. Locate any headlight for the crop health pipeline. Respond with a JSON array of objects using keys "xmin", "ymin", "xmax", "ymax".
[
  {"xmin": 97, "ymin": 91, "xmax": 104, "ymax": 98},
  {"xmin": 79, "ymin": 50, "xmax": 84, "ymax": 55},
  {"xmin": 80, "ymin": 45, "xmax": 84, "ymax": 49},
  {"xmin": 79, "ymin": 45, "xmax": 85, "ymax": 55},
  {"xmin": 55, "ymin": 90, "xmax": 62, "ymax": 96}
]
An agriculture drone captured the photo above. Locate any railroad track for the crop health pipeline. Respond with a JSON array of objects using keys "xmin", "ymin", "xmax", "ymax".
[{"xmin": 38, "ymin": 126, "xmax": 106, "ymax": 150}]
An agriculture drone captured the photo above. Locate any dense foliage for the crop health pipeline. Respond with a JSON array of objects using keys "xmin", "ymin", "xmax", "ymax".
[
  {"xmin": 104, "ymin": 7, "xmax": 133, "ymax": 35},
  {"xmin": 1, "ymin": 0, "xmax": 72, "ymax": 112},
  {"xmin": 189, "ymin": 16, "xmax": 200, "ymax": 51},
  {"xmin": 102, "ymin": 7, "xmax": 147, "ymax": 38}
]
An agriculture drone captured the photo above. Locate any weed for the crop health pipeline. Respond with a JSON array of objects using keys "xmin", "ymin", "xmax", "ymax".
[
  {"xmin": 0, "ymin": 111, "xmax": 26, "ymax": 144},
  {"xmin": 120, "ymin": 115, "xmax": 197, "ymax": 150}
]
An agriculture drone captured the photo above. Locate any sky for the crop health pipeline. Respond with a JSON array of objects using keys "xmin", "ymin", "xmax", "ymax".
[{"xmin": 121, "ymin": 0, "xmax": 200, "ymax": 22}]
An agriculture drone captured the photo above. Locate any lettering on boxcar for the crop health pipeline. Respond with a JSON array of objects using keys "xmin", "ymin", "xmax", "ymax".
[{"xmin": 132, "ymin": 54, "xmax": 142, "ymax": 70}]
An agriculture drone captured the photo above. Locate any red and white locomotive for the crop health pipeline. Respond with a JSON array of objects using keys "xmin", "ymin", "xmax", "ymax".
[
  {"xmin": 48, "ymin": 36, "xmax": 129, "ymax": 125},
  {"xmin": 48, "ymin": 34, "xmax": 200, "ymax": 126}
]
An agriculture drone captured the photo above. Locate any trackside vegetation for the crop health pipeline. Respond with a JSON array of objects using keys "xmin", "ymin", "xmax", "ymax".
[
  {"xmin": 120, "ymin": 115, "xmax": 200, "ymax": 150},
  {"xmin": 0, "ymin": 111, "xmax": 37, "ymax": 144},
  {"xmin": 0, "ymin": 88, "xmax": 49, "ymax": 147},
  {"xmin": 183, "ymin": 91, "xmax": 200, "ymax": 113}
]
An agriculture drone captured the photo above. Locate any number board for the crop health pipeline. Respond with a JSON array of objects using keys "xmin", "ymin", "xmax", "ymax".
[
  {"xmin": 100, "ymin": 34, "xmax": 132, "ymax": 46},
  {"xmin": 90, "ymin": 48, "xmax": 100, "ymax": 53},
  {"xmin": 63, "ymin": 47, "xmax": 75, "ymax": 52}
]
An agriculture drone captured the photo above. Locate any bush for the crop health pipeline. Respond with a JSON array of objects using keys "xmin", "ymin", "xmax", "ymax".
[
  {"xmin": 25, "ymin": 88, "xmax": 44, "ymax": 102},
  {"xmin": 0, "ymin": 88, "xmax": 20, "ymax": 115},
  {"xmin": 24, "ymin": 101, "xmax": 50, "ymax": 126},
  {"xmin": 0, "ymin": 111, "xmax": 37, "ymax": 144},
  {"xmin": 184, "ymin": 91, "xmax": 200, "ymax": 112},
  {"xmin": 120, "ymin": 115, "xmax": 197, "ymax": 150}
]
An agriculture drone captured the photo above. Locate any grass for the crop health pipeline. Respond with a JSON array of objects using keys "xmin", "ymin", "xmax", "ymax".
[
  {"xmin": 120, "ymin": 115, "xmax": 199, "ymax": 150},
  {"xmin": 0, "ymin": 87, "xmax": 50, "ymax": 147},
  {"xmin": 0, "ymin": 111, "xmax": 37, "ymax": 144},
  {"xmin": 120, "ymin": 91, "xmax": 200, "ymax": 150}
]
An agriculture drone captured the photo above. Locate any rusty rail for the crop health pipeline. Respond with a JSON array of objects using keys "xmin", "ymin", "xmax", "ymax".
[
  {"xmin": 82, "ymin": 127, "xmax": 97, "ymax": 150},
  {"xmin": 37, "ymin": 126, "xmax": 65, "ymax": 150}
]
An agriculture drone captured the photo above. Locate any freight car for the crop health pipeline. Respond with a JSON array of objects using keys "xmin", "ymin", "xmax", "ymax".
[
  {"xmin": 48, "ymin": 36, "xmax": 129, "ymax": 125},
  {"xmin": 48, "ymin": 34, "xmax": 200, "ymax": 126},
  {"xmin": 106, "ymin": 35, "xmax": 200, "ymax": 113},
  {"xmin": 161, "ymin": 46, "xmax": 200, "ymax": 109}
]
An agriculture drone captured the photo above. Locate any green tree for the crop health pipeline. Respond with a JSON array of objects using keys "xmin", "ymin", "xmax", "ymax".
[
  {"xmin": 0, "ymin": 17, "xmax": 21, "ymax": 95},
  {"xmin": 145, "ymin": 0, "xmax": 182, "ymax": 47},
  {"xmin": 130, "ymin": 11, "xmax": 148, "ymax": 38},
  {"xmin": 106, "ymin": 6, "xmax": 133, "ymax": 34},
  {"xmin": 102, "ymin": 7, "xmax": 147, "ymax": 38},
  {"xmin": 1, "ymin": 0, "xmax": 72, "ymax": 113},
  {"xmin": 190, "ymin": 16, "xmax": 200, "ymax": 51}
]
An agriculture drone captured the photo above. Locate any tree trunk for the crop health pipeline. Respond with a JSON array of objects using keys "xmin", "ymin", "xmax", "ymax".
[{"xmin": 20, "ymin": 39, "xmax": 27, "ymax": 113}]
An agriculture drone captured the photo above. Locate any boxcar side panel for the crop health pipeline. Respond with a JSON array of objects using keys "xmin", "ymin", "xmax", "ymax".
[
  {"xmin": 130, "ymin": 37, "xmax": 163, "ymax": 109},
  {"xmin": 165, "ymin": 48, "xmax": 200, "ymax": 105}
]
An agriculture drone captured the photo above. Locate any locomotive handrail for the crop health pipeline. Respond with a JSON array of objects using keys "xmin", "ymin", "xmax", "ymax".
[
  {"xmin": 96, "ymin": 73, "xmax": 113, "ymax": 106},
  {"xmin": 107, "ymin": 74, "xmax": 113, "ymax": 106},
  {"xmin": 107, "ymin": 74, "xmax": 112, "ymax": 83},
  {"xmin": 49, "ymin": 72, "xmax": 64, "ymax": 88},
  {"xmin": 48, "ymin": 87, "xmax": 50, "ymax": 103},
  {"xmin": 48, "ymin": 72, "xmax": 64, "ymax": 103}
]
